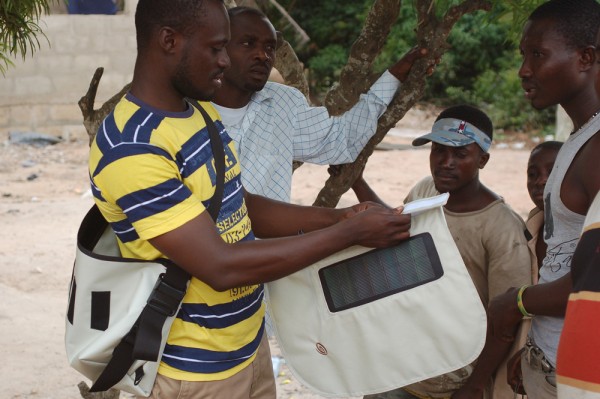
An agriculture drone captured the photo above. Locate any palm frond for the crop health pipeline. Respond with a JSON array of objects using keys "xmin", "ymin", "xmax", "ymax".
[{"xmin": 0, "ymin": 0, "xmax": 56, "ymax": 75}]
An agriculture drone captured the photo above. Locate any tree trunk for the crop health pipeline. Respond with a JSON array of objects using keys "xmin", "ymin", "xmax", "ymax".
[{"xmin": 312, "ymin": 0, "xmax": 492, "ymax": 207}]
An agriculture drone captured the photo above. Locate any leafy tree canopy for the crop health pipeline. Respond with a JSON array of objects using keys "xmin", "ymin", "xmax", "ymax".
[{"xmin": 0, "ymin": 0, "xmax": 58, "ymax": 75}]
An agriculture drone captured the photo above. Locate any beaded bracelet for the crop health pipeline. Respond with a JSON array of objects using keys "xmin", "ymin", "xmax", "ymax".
[{"xmin": 517, "ymin": 285, "xmax": 534, "ymax": 318}]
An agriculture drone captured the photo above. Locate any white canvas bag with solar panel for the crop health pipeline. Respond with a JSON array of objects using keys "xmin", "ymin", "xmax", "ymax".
[{"xmin": 266, "ymin": 193, "xmax": 487, "ymax": 397}]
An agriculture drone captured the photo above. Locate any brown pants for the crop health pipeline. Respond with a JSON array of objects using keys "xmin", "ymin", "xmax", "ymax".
[{"xmin": 140, "ymin": 332, "xmax": 276, "ymax": 399}]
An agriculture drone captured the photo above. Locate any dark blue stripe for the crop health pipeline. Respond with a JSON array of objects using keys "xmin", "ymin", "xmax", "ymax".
[
  {"xmin": 214, "ymin": 120, "xmax": 229, "ymax": 140},
  {"xmin": 89, "ymin": 174, "xmax": 105, "ymax": 202},
  {"xmin": 175, "ymin": 121, "xmax": 232, "ymax": 181},
  {"xmin": 92, "ymin": 143, "xmax": 173, "ymax": 179},
  {"xmin": 91, "ymin": 186, "xmax": 103, "ymax": 201},
  {"xmin": 95, "ymin": 113, "xmax": 121, "ymax": 154},
  {"xmin": 216, "ymin": 121, "xmax": 233, "ymax": 149},
  {"xmin": 176, "ymin": 129, "xmax": 212, "ymax": 179},
  {"xmin": 203, "ymin": 136, "xmax": 237, "ymax": 185},
  {"xmin": 116, "ymin": 179, "xmax": 193, "ymax": 224},
  {"xmin": 110, "ymin": 218, "xmax": 139, "ymax": 243},
  {"xmin": 161, "ymin": 320, "xmax": 265, "ymax": 374},
  {"xmin": 214, "ymin": 178, "xmax": 246, "ymax": 233},
  {"xmin": 175, "ymin": 123, "xmax": 240, "ymax": 219},
  {"xmin": 128, "ymin": 93, "xmax": 194, "ymax": 119},
  {"xmin": 178, "ymin": 286, "xmax": 263, "ymax": 329},
  {"xmin": 240, "ymin": 231, "xmax": 255, "ymax": 241},
  {"xmin": 222, "ymin": 175, "xmax": 244, "ymax": 203},
  {"xmin": 199, "ymin": 134, "xmax": 241, "ymax": 221},
  {"xmin": 121, "ymin": 109, "xmax": 164, "ymax": 143}
]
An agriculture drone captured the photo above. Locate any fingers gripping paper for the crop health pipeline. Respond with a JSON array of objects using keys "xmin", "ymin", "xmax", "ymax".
[{"xmin": 265, "ymin": 193, "xmax": 487, "ymax": 397}]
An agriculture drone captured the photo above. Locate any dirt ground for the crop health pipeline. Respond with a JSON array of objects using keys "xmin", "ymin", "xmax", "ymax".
[{"xmin": 0, "ymin": 113, "xmax": 536, "ymax": 398}]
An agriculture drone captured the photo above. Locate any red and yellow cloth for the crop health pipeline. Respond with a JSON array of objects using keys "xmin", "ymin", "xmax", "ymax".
[{"xmin": 557, "ymin": 193, "xmax": 600, "ymax": 398}]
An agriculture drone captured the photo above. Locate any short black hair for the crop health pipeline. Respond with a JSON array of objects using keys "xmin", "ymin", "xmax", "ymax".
[
  {"xmin": 529, "ymin": 0, "xmax": 600, "ymax": 50},
  {"xmin": 531, "ymin": 140, "xmax": 563, "ymax": 154},
  {"xmin": 135, "ymin": 0, "xmax": 222, "ymax": 51},
  {"xmin": 435, "ymin": 104, "xmax": 494, "ymax": 141},
  {"xmin": 228, "ymin": 6, "xmax": 267, "ymax": 21}
]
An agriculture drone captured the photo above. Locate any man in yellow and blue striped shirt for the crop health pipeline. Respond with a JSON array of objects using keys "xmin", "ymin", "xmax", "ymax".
[
  {"xmin": 89, "ymin": 95, "xmax": 264, "ymax": 382},
  {"xmin": 90, "ymin": 0, "xmax": 412, "ymax": 397}
]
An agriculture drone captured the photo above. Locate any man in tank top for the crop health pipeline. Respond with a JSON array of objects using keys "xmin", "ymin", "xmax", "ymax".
[{"xmin": 488, "ymin": 1, "xmax": 600, "ymax": 398}]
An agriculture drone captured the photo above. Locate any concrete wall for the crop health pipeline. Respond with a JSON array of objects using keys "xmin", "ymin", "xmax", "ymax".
[{"xmin": 0, "ymin": 1, "xmax": 139, "ymax": 142}]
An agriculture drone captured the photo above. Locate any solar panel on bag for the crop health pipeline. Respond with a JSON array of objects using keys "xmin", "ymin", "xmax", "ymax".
[{"xmin": 319, "ymin": 233, "xmax": 444, "ymax": 312}]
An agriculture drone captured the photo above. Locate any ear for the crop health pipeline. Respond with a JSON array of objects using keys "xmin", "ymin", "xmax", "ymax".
[
  {"xmin": 478, "ymin": 152, "xmax": 490, "ymax": 169},
  {"xmin": 158, "ymin": 26, "xmax": 180, "ymax": 54},
  {"xmin": 580, "ymin": 45, "xmax": 596, "ymax": 71}
]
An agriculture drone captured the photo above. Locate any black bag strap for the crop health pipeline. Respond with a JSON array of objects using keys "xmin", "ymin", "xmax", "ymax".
[
  {"xmin": 90, "ymin": 259, "xmax": 189, "ymax": 392},
  {"xmin": 90, "ymin": 101, "xmax": 226, "ymax": 392},
  {"xmin": 189, "ymin": 99, "xmax": 226, "ymax": 220}
]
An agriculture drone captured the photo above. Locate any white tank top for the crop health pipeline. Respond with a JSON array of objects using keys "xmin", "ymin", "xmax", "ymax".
[{"xmin": 531, "ymin": 112, "xmax": 600, "ymax": 366}]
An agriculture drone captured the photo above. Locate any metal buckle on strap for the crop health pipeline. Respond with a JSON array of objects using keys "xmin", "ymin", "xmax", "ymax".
[
  {"xmin": 538, "ymin": 353, "xmax": 555, "ymax": 373},
  {"xmin": 146, "ymin": 274, "xmax": 186, "ymax": 317},
  {"xmin": 525, "ymin": 339, "xmax": 555, "ymax": 373}
]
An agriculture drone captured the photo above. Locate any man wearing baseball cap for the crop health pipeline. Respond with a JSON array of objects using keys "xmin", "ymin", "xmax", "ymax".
[{"xmin": 354, "ymin": 104, "xmax": 531, "ymax": 399}]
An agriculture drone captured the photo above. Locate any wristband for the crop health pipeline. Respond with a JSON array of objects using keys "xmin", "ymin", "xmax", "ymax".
[{"xmin": 517, "ymin": 285, "xmax": 534, "ymax": 318}]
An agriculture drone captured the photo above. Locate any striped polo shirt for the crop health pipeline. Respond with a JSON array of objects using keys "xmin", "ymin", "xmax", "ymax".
[{"xmin": 88, "ymin": 93, "xmax": 265, "ymax": 381}]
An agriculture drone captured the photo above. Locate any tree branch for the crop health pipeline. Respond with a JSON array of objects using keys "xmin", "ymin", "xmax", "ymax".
[
  {"xmin": 266, "ymin": 0, "xmax": 310, "ymax": 47},
  {"xmin": 78, "ymin": 67, "xmax": 130, "ymax": 146},
  {"xmin": 323, "ymin": 0, "xmax": 401, "ymax": 116},
  {"xmin": 274, "ymin": 34, "xmax": 309, "ymax": 97},
  {"xmin": 312, "ymin": 0, "xmax": 492, "ymax": 208}
]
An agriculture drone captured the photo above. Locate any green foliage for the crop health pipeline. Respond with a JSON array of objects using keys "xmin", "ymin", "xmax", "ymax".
[
  {"xmin": 306, "ymin": 45, "xmax": 348, "ymax": 96},
  {"xmin": 446, "ymin": 62, "xmax": 554, "ymax": 133},
  {"xmin": 485, "ymin": 0, "xmax": 546, "ymax": 43},
  {"xmin": 0, "ymin": 0, "xmax": 56, "ymax": 75},
  {"xmin": 276, "ymin": 0, "xmax": 366, "ymax": 48},
  {"xmin": 276, "ymin": 0, "xmax": 554, "ymax": 133},
  {"xmin": 371, "ymin": 4, "xmax": 414, "ymax": 72},
  {"xmin": 274, "ymin": 0, "xmax": 370, "ymax": 96},
  {"xmin": 424, "ymin": 11, "xmax": 513, "ymax": 98},
  {"xmin": 423, "ymin": 6, "xmax": 554, "ymax": 132}
]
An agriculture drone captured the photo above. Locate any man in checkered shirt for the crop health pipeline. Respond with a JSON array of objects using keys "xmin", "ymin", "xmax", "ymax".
[{"xmin": 212, "ymin": 6, "xmax": 428, "ymax": 203}]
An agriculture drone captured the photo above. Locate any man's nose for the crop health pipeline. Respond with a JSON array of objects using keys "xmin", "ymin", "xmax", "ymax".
[
  {"xmin": 219, "ymin": 51, "xmax": 231, "ymax": 69},
  {"xmin": 518, "ymin": 59, "xmax": 531, "ymax": 79},
  {"xmin": 439, "ymin": 153, "xmax": 455, "ymax": 167},
  {"xmin": 255, "ymin": 48, "xmax": 271, "ymax": 61}
]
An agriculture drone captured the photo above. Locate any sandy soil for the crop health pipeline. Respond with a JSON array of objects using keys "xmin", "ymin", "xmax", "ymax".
[{"xmin": 0, "ymin": 115, "xmax": 536, "ymax": 398}]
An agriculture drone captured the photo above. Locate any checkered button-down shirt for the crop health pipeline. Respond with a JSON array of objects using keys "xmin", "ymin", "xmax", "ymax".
[{"xmin": 212, "ymin": 70, "xmax": 400, "ymax": 202}]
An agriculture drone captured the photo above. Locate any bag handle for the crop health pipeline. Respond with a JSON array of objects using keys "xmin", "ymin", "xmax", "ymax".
[{"xmin": 90, "ymin": 101, "xmax": 226, "ymax": 392}]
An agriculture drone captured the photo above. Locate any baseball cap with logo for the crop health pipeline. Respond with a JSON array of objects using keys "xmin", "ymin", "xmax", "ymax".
[{"xmin": 412, "ymin": 117, "xmax": 492, "ymax": 153}]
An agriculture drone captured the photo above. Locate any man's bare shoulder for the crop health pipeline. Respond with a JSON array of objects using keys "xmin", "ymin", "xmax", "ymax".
[
  {"xmin": 577, "ymin": 130, "xmax": 600, "ymax": 179},
  {"xmin": 566, "ymin": 130, "xmax": 600, "ymax": 213}
]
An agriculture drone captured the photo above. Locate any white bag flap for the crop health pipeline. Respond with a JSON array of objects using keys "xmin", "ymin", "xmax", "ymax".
[{"xmin": 266, "ymin": 194, "xmax": 486, "ymax": 397}]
